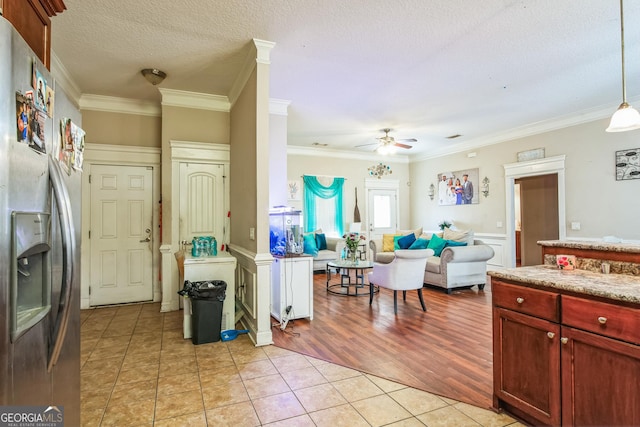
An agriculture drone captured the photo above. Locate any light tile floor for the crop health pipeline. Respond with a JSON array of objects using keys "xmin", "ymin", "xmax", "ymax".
[{"xmin": 80, "ymin": 303, "xmax": 526, "ymax": 426}]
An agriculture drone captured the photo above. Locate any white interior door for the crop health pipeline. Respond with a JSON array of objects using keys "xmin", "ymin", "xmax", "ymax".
[
  {"xmin": 366, "ymin": 187, "xmax": 398, "ymax": 243},
  {"xmin": 90, "ymin": 164, "xmax": 154, "ymax": 305},
  {"xmin": 179, "ymin": 162, "xmax": 225, "ymax": 245}
]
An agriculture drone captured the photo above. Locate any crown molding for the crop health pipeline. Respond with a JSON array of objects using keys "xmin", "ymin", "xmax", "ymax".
[
  {"xmin": 79, "ymin": 94, "xmax": 161, "ymax": 116},
  {"xmin": 270, "ymin": 98, "xmax": 290, "ymax": 116},
  {"xmin": 50, "ymin": 50, "xmax": 81, "ymax": 108},
  {"xmin": 159, "ymin": 88, "xmax": 230, "ymax": 112},
  {"xmin": 409, "ymin": 96, "xmax": 640, "ymax": 163},
  {"xmin": 228, "ymin": 39, "xmax": 275, "ymax": 106},
  {"xmin": 254, "ymin": 39, "xmax": 276, "ymax": 64},
  {"xmin": 287, "ymin": 145, "xmax": 409, "ymax": 163}
]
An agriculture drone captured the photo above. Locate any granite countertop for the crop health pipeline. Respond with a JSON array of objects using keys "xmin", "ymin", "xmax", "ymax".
[
  {"xmin": 488, "ymin": 265, "xmax": 640, "ymax": 305},
  {"xmin": 537, "ymin": 240, "xmax": 640, "ymax": 254}
]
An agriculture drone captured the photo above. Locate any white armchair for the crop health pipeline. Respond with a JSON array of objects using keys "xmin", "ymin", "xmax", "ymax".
[{"xmin": 367, "ymin": 249, "xmax": 432, "ymax": 314}]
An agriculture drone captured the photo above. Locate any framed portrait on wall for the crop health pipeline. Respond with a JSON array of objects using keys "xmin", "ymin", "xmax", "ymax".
[{"xmin": 437, "ymin": 168, "xmax": 479, "ymax": 206}]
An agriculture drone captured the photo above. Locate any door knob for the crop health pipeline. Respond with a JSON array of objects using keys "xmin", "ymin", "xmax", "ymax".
[{"xmin": 140, "ymin": 237, "xmax": 151, "ymax": 242}]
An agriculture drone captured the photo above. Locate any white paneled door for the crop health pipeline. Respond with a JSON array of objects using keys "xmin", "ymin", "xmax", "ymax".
[
  {"xmin": 90, "ymin": 165, "xmax": 154, "ymax": 305},
  {"xmin": 179, "ymin": 162, "xmax": 225, "ymax": 246}
]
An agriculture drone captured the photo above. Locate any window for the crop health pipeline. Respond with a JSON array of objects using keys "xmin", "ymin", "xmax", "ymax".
[{"xmin": 302, "ymin": 176, "xmax": 344, "ymax": 237}]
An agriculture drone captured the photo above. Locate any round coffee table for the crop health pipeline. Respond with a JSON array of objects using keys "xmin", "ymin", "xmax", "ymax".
[{"xmin": 326, "ymin": 260, "xmax": 377, "ymax": 296}]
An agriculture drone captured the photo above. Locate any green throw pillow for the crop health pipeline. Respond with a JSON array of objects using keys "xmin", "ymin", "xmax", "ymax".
[
  {"xmin": 427, "ymin": 234, "xmax": 447, "ymax": 256},
  {"xmin": 303, "ymin": 233, "xmax": 318, "ymax": 256},
  {"xmin": 409, "ymin": 238, "xmax": 429, "ymax": 249},
  {"xmin": 393, "ymin": 235, "xmax": 403, "ymax": 250},
  {"xmin": 315, "ymin": 233, "xmax": 327, "ymax": 251},
  {"xmin": 397, "ymin": 233, "xmax": 416, "ymax": 249}
]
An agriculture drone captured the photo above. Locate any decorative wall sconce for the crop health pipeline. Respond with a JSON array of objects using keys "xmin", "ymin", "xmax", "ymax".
[
  {"xmin": 481, "ymin": 177, "xmax": 490, "ymax": 197},
  {"xmin": 428, "ymin": 183, "xmax": 435, "ymax": 200},
  {"xmin": 368, "ymin": 163, "xmax": 392, "ymax": 179}
]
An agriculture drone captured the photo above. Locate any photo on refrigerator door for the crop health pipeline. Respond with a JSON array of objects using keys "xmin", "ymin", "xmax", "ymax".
[
  {"xmin": 58, "ymin": 118, "xmax": 85, "ymax": 173},
  {"xmin": 16, "ymin": 91, "xmax": 46, "ymax": 154},
  {"xmin": 16, "ymin": 92, "xmax": 29, "ymax": 142},
  {"xmin": 32, "ymin": 64, "xmax": 47, "ymax": 112}
]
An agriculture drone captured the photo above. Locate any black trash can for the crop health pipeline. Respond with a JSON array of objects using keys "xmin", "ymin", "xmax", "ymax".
[{"xmin": 178, "ymin": 280, "xmax": 227, "ymax": 345}]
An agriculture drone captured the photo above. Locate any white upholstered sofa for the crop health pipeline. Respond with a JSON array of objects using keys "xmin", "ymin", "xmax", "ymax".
[
  {"xmin": 304, "ymin": 234, "xmax": 346, "ymax": 272},
  {"xmin": 369, "ymin": 228, "xmax": 494, "ymax": 294}
]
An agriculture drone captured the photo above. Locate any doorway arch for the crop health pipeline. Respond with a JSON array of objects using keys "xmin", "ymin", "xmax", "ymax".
[{"xmin": 504, "ymin": 155, "xmax": 566, "ymax": 268}]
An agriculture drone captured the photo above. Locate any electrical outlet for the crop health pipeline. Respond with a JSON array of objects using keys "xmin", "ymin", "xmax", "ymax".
[
  {"xmin": 286, "ymin": 305, "xmax": 292, "ymax": 314},
  {"xmin": 571, "ymin": 222, "xmax": 581, "ymax": 231},
  {"xmin": 249, "ymin": 227, "xmax": 255, "ymax": 240}
]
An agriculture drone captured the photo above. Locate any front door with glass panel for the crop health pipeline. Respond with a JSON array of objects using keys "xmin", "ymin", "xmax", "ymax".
[{"xmin": 367, "ymin": 188, "xmax": 398, "ymax": 244}]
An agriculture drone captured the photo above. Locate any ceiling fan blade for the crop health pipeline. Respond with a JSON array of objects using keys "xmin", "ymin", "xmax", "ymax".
[
  {"xmin": 355, "ymin": 142, "xmax": 379, "ymax": 148},
  {"xmin": 397, "ymin": 138, "xmax": 417, "ymax": 142},
  {"xmin": 394, "ymin": 143, "xmax": 413, "ymax": 149}
]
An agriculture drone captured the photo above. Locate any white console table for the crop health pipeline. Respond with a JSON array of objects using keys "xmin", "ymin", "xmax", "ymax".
[{"xmin": 179, "ymin": 252, "xmax": 237, "ymax": 339}]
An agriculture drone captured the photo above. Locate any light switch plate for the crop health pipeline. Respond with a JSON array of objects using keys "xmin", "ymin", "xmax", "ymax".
[{"xmin": 571, "ymin": 222, "xmax": 581, "ymax": 230}]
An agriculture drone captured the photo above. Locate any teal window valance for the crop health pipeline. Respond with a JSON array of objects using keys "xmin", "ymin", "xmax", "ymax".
[{"xmin": 303, "ymin": 175, "xmax": 344, "ymax": 236}]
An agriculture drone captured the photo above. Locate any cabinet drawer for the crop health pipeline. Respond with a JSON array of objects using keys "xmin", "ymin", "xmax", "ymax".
[
  {"xmin": 492, "ymin": 280, "xmax": 559, "ymax": 322},
  {"xmin": 562, "ymin": 296, "xmax": 640, "ymax": 344}
]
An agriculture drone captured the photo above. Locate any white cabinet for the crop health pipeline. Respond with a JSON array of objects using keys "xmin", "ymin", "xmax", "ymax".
[
  {"xmin": 271, "ymin": 256, "xmax": 313, "ymax": 321},
  {"xmin": 181, "ymin": 252, "xmax": 237, "ymax": 339}
]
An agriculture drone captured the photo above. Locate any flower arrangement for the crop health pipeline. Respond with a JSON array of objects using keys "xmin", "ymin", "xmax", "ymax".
[
  {"xmin": 343, "ymin": 232, "xmax": 366, "ymax": 261},
  {"xmin": 438, "ymin": 220, "xmax": 452, "ymax": 231}
]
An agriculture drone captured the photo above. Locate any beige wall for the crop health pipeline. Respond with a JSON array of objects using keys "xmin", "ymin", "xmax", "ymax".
[
  {"xmin": 410, "ymin": 118, "xmax": 640, "ymax": 240},
  {"xmin": 161, "ymin": 106, "xmax": 229, "ymax": 144},
  {"xmin": 230, "ymin": 69, "xmax": 259, "ymax": 252},
  {"xmin": 160, "ymin": 106, "xmax": 230, "ymax": 243},
  {"xmin": 287, "ymin": 154, "xmax": 412, "ymax": 233},
  {"xmin": 81, "ymin": 110, "xmax": 161, "ymax": 147},
  {"xmin": 269, "ymin": 113, "xmax": 288, "ymax": 208}
]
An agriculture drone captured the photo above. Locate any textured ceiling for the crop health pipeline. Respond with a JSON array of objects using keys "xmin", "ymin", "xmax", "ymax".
[{"xmin": 50, "ymin": 0, "xmax": 640, "ymax": 158}]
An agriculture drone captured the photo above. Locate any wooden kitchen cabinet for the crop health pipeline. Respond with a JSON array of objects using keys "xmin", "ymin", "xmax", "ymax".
[
  {"xmin": 2, "ymin": 0, "xmax": 66, "ymax": 69},
  {"xmin": 492, "ymin": 278, "xmax": 640, "ymax": 426},
  {"xmin": 492, "ymin": 280, "xmax": 561, "ymax": 426}
]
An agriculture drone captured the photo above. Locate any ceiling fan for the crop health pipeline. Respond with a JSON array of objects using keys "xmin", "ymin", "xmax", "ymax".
[{"xmin": 356, "ymin": 128, "xmax": 417, "ymax": 153}]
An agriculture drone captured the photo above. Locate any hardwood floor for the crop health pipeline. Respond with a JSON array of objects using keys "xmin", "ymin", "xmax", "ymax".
[{"xmin": 271, "ymin": 272, "xmax": 494, "ymax": 410}]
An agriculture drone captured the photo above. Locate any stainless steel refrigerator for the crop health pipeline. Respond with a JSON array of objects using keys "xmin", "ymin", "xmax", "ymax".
[{"xmin": 0, "ymin": 17, "xmax": 81, "ymax": 425}]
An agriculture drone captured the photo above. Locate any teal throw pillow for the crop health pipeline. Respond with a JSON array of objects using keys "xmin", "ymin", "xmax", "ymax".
[
  {"xmin": 427, "ymin": 234, "xmax": 447, "ymax": 256},
  {"xmin": 445, "ymin": 240, "xmax": 467, "ymax": 248},
  {"xmin": 393, "ymin": 235, "xmax": 403, "ymax": 250},
  {"xmin": 409, "ymin": 238, "xmax": 429, "ymax": 249},
  {"xmin": 397, "ymin": 233, "xmax": 416, "ymax": 249},
  {"xmin": 315, "ymin": 233, "xmax": 328, "ymax": 251},
  {"xmin": 303, "ymin": 233, "xmax": 318, "ymax": 256}
]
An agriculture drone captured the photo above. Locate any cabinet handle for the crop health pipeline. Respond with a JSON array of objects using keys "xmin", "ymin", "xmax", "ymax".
[
  {"xmin": 560, "ymin": 337, "xmax": 568, "ymax": 344},
  {"xmin": 598, "ymin": 316, "xmax": 607, "ymax": 324},
  {"xmin": 516, "ymin": 297, "xmax": 524, "ymax": 304},
  {"xmin": 547, "ymin": 332, "xmax": 555, "ymax": 339}
]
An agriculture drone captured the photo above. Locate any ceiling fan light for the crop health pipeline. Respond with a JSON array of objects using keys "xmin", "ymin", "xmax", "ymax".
[
  {"xmin": 606, "ymin": 102, "xmax": 640, "ymax": 132},
  {"xmin": 377, "ymin": 145, "xmax": 389, "ymax": 155}
]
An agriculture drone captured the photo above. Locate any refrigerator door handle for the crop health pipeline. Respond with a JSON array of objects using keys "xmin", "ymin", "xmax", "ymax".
[{"xmin": 47, "ymin": 157, "xmax": 77, "ymax": 373}]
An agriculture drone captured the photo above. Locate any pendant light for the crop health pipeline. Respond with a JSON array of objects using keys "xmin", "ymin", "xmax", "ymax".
[{"xmin": 606, "ymin": 0, "xmax": 640, "ymax": 132}]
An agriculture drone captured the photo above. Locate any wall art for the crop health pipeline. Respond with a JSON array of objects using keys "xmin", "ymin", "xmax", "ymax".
[{"xmin": 615, "ymin": 148, "xmax": 640, "ymax": 180}]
